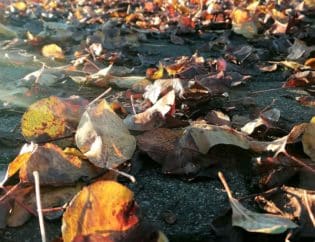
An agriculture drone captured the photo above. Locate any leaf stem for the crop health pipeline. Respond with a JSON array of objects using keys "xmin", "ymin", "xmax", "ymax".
[{"xmin": 218, "ymin": 171, "xmax": 233, "ymax": 200}]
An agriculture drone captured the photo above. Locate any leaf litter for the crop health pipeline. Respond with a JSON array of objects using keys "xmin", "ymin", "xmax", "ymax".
[{"xmin": 0, "ymin": 0, "xmax": 314, "ymax": 241}]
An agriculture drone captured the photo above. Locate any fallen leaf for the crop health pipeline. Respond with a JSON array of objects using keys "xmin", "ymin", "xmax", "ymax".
[
  {"xmin": 1, "ymin": 143, "xmax": 102, "ymax": 185},
  {"xmin": 21, "ymin": 96, "xmax": 88, "ymax": 143},
  {"xmin": 146, "ymin": 63, "xmax": 164, "ymax": 80},
  {"xmin": 8, "ymin": 185, "xmax": 81, "ymax": 227},
  {"xmin": 256, "ymin": 185, "xmax": 315, "ymax": 236},
  {"xmin": 75, "ymin": 99, "xmax": 136, "ymax": 168},
  {"xmin": 124, "ymin": 90, "xmax": 175, "ymax": 131},
  {"xmin": 297, "ymin": 96, "xmax": 315, "ymax": 107},
  {"xmin": 143, "ymin": 78, "xmax": 183, "ymax": 104},
  {"xmin": 218, "ymin": 172, "xmax": 298, "ymax": 234},
  {"xmin": 302, "ymin": 118, "xmax": 315, "ymax": 161},
  {"xmin": 283, "ymin": 70, "xmax": 315, "ymax": 87},
  {"xmin": 62, "ymin": 181, "xmax": 139, "ymax": 242},
  {"xmin": 42, "ymin": 44, "xmax": 65, "ymax": 60},
  {"xmin": 231, "ymin": 8, "xmax": 257, "ymax": 38},
  {"xmin": 136, "ymin": 128, "xmax": 183, "ymax": 164}
]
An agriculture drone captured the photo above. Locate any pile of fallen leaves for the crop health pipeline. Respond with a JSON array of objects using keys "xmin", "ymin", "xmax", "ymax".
[{"xmin": 0, "ymin": 0, "xmax": 315, "ymax": 241}]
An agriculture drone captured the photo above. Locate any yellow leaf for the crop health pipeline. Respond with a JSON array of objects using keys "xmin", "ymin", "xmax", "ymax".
[
  {"xmin": 21, "ymin": 96, "xmax": 88, "ymax": 142},
  {"xmin": 42, "ymin": 44, "xmax": 65, "ymax": 60},
  {"xmin": 62, "ymin": 181, "xmax": 139, "ymax": 242},
  {"xmin": 13, "ymin": 2, "xmax": 27, "ymax": 11}
]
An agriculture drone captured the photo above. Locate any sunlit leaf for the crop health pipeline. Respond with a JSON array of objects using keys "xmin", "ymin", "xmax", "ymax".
[
  {"xmin": 41, "ymin": 44, "xmax": 65, "ymax": 60},
  {"xmin": 62, "ymin": 181, "xmax": 139, "ymax": 242},
  {"xmin": 3, "ymin": 143, "xmax": 102, "ymax": 185},
  {"xmin": 75, "ymin": 99, "xmax": 136, "ymax": 168},
  {"xmin": 21, "ymin": 96, "xmax": 88, "ymax": 143},
  {"xmin": 146, "ymin": 63, "xmax": 164, "ymax": 80},
  {"xmin": 12, "ymin": 2, "xmax": 27, "ymax": 11}
]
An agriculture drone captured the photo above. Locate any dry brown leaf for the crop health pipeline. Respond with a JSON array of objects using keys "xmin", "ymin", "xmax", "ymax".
[
  {"xmin": 256, "ymin": 185, "xmax": 315, "ymax": 236},
  {"xmin": 75, "ymin": 99, "xmax": 136, "ymax": 168},
  {"xmin": 14, "ymin": 143, "xmax": 102, "ymax": 185},
  {"xmin": 7, "ymin": 185, "xmax": 81, "ymax": 227},
  {"xmin": 136, "ymin": 128, "xmax": 183, "ymax": 164}
]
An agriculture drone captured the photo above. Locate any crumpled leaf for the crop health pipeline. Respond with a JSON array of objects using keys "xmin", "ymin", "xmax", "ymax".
[
  {"xmin": 302, "ymin": 117, "xmax": 315, "ymax": 161},
  {"xmin": 241, "ymin": 108, "xmax": 280, "ymax": 135},
  {"xmin": 256, "ymin": 185, "xmax": 315, "ymax": 236},
  {"xmin": 62, "ymin": 181, "xmax": 139, "ymax": 242},
  {"xmin": 75, "ymin": 99, "xmax": 136, "ymax": 168},
  {"xmin": 41, "ymin": 43, "xmax": 65, "ymax": 60},
  {"xmin": 287, "ymin": 39, "xmax": 315, "ymax": 61},
  {"xmin": 218, "ymin": 172, "xmax": 298, "ymax": 234},
  {"xmin": 21, "ymin": 96, "xmax": 88, "ymax": 143},
  {"xmin": 283, "ymin": 70, "xmax": 315, "ymax": 87},
  {"xmin": 143, "ymin": 78, "xmax": 183, "ymax": 104},
  {"xmin": 124, "ymin": 90, "xmax": 175, "ymax": 131}
]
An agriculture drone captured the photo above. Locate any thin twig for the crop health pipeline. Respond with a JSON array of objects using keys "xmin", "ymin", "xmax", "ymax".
[
  {"xmin": 33, "ymin": 171, "xmax": 47, "ymax": 242},
  {"xmin": 84, "ymin": 57, "xmax": 101, "ymax": 71},
  {"xmin": 107, "ymin": 167, "xmax": 136, "ymax": 183},
  {"xmin": 41, "ymin": 205, "xmax": 66, "ymax": 214},
  {"xmin": 0, "ymin": 184, "xmax": 37, "ymax": 216},
  {"xmin": 304, "ymin": 190, "xmax": 315, "ymax": 227},
  {"xmin": 249, "ymin": 87, "xmax": 283, "ymax": 95},
  {"xmin": 130, "ymin": 95, "xmax": 137, "ymax": 115},
  {"xmin": 217, "ymin": 171, "xmax": 233, "ymax": 200},
  {"xmin": 0, "ymin": 183, "xmax": 20, "ymax": 202},
  {"xmin": 88, "ymin": 87, "xmax": 112, "ymax": 107},
  {"xmin": 283, "ymin": 151, "xmax": 315, "ymax": 173}
]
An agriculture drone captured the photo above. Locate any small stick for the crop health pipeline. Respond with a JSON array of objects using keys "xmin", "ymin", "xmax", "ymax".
[
  {"xmin": 88, "ymin": 87, "xmax": 112, "ymax": 107},
  {"xmin": 249, "ymin": 87, "xmax": 283, "ymax": 95},
  {"xmin": 217, "ymin": 171, "xmax": 233, "ymax": 200},
  {"xmin": 107, "ymin": 167, "xmax": 136, "ymax": 183},
  {"xmin": 283, "ymin": 151, "xmax": 315, "ymax": 173},
  {"xmin": 33, "ymin": 171, "xmax": 47, "ymax": 242},
  {"xmin": 41, "ymin": 205, "xmax": 66, "ymax": 214},
  {"xmin": 130, "ymin": 95, "xmax": 137, "ymax": 115},
  {"xmin": 0, "ymin": 184, "xmax": 37, "ymax": 216},
  {"xmin": 84, "ymin": 57, "xmax": 101, "ymax": 71}
]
